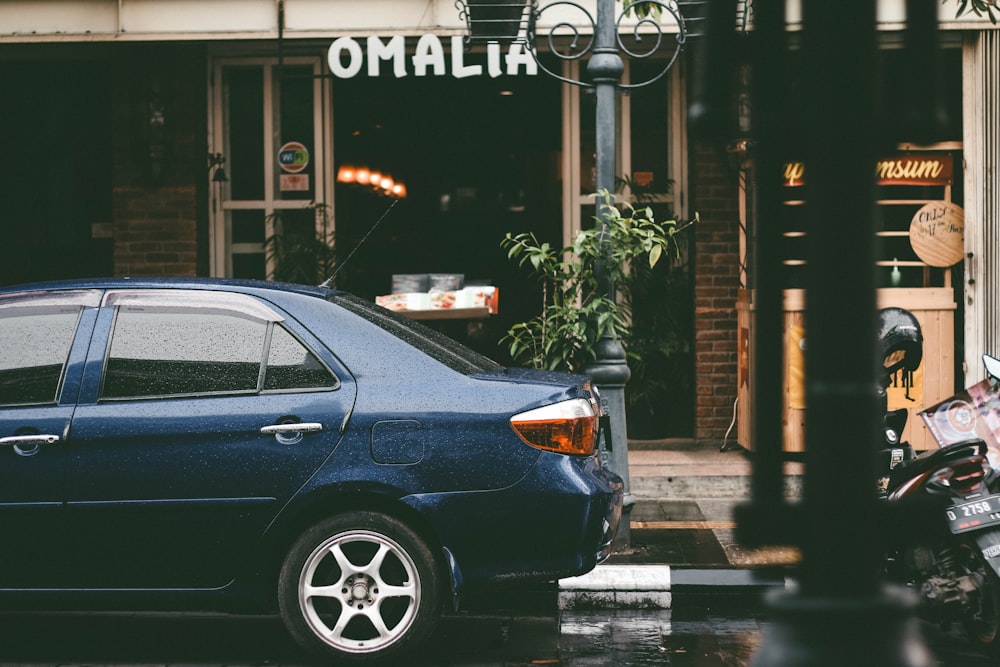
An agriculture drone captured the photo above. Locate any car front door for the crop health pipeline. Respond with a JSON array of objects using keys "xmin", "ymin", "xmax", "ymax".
[
  {"xmin": 66, "ymin": 289, "xmax": 355, "ymax": 589},
  {"xmin": 0, "ymin": 290, "xmax": 99, "ymax": 588}
]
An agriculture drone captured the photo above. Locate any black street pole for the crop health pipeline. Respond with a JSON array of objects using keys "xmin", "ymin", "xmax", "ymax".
[
  {"xmin": 496, "ymin": 0, "xmax": 690, "ymax": 552},
  {"xmin": 746, "ymin": 0, "xmax": 935, "ymax": 664},
  {"xmin": 584, "ymin": 0, "xmax": 634, "ymax": 550}
]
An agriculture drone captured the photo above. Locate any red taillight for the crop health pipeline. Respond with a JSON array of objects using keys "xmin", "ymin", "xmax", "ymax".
[{"xmin": 510, "ymin": 398, "xmax": 599, "ymax": 456}]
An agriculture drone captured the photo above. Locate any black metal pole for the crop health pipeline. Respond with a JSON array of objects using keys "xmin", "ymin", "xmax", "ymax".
[
  {"xmin": 748, "ymin": 1, "xmax": 934, "ymax": 663},
  {"xmin": 799, "ymin": 0, "xmax": 882, "ymax": 598},
  {"xmin": 745, "ymin": 0, "xmax": 789, "ymax": 527},
  {"xmin": 585, "ymin": 0, "xmax": 634, "ymax": 550}
]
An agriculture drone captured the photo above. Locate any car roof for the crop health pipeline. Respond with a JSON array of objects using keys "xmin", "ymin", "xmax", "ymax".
[{"xmin": 0, "ymin": 276, "xmax": 342, "ymax": 300}]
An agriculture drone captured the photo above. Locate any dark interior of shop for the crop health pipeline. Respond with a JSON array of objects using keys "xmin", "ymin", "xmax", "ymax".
[
  {"xmin": 0, "ymin": 61, "xmax": 114, "ymax": 284},
  {"xmin": 331, "ymin": 71, "xmax": 563, "ymax": 365}
]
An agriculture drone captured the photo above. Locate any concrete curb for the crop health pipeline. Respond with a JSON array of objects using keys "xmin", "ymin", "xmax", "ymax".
[
  {"xmin": 557, "ymin": 564, "xmax": 789, "ymax": 610},
  {"xmin": 553, "ymin": 444, "xmax": 800, "ymax": 611},
  {"xmin": 558, "ymin": 565, "xmax": 672, "ymax": 610},
  {"xmin": 630, "ymin": 474, "xmax": 803, "ymax": 500}
]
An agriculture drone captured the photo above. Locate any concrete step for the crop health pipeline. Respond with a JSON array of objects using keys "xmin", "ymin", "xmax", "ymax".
[{"xmin": 625, "ymin": 441, "xmax": 804, "ymax": 500}]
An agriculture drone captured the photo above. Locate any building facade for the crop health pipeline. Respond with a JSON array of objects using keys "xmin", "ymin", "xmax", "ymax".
[{"xmin": 0, "ymin": 1, "xmax": 997, "ymax": 448}]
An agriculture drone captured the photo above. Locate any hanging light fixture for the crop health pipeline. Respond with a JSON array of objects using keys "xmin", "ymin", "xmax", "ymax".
[
  {"xmin": 208, "ymin": 153, "xmax": 228, "ymax": 182},
  {"xmin": 337, "ymin": 165, "xmax": 357, "ymax": 183},
  {"xmin": 336, "ymin": 163, "xmax": 407, "ymax": 199}
]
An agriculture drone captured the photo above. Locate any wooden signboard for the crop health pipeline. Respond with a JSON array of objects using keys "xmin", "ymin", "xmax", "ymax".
[{"xmin": 909, "ymin": 201, "xmax": 964, "ymax": 267}]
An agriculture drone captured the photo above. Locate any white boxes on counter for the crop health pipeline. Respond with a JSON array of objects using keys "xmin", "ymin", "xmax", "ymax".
[{"xmin": 376, "ymin": 285, "xmax": 498, "ymax": 313}]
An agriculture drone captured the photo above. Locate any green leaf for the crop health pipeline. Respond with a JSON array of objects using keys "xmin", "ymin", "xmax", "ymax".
[
  {"xmin": 649, "ymin": 244, "xmax": 663, "ymax": 268},
  {"xmin": 501, "ymin": 193, "xmax": 697, "ymax": 372}
]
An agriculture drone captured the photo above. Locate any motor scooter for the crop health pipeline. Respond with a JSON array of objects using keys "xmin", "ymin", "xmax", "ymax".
[{"xmin": 876, "ymin": 308, "xmax": 1000, "ymax": 657}]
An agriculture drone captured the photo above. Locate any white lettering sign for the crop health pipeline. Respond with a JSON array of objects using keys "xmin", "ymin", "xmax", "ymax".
[
  {"xmin": 413, "ymin": 34, "xmax": 446, "ymax": 76},
  {"xmin": 368, "ymin": 35, "xmax": 406, "ymax": 77},
  {"xmin": 327, "ymin": 35, "xmax": 537, "ymax": 79}
]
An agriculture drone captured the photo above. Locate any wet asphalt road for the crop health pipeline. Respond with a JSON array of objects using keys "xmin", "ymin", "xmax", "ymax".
[
  {"xmin": 0, "ymin": 607, "xmax": 759, "ymax": 666},
  {"xmin": 0, "ymin": 604, "xmax": 993, "ymax": 666}
]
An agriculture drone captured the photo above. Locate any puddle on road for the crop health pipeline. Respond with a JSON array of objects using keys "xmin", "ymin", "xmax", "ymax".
[{"xmin": 559, "ymin": 610, "xmax": 764, "ymax": 665}]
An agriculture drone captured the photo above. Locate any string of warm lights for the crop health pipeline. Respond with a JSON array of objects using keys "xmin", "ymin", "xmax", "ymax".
[{"xmin": 336, "ymin": 165, "xmax": 407, "ymax": 198}]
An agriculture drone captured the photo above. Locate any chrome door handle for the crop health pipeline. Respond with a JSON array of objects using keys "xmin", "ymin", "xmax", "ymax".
[
  {"xmin": 0, "ymin": 434, "xmax": 60, "ymax": 457},
  {"xmin": 1, "ymin": 434, "xmax": 60, "ymax": 446},
  {"xmin": 260, "ymin": 423, "xmax": 324, "ymax": 435}
]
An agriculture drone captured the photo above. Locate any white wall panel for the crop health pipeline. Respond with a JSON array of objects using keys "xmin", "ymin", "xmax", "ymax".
[
  {"xmin": 0, "ymin": 0, "xmax": 118, "ymax": 36},
  {"xmin": 963, "ymin": 30, "xmax": 1000, "ymax": 382},
  {"xmin": 1, "ymin": 0, "xmax": 998, "ymax": 42},
  {"xmin": 121, "ymin": 0, "xmax": 276, "ymax": 34},
  {"xmin": 283, "ymin": 0, "xmax": 464, "ymax": 33}
]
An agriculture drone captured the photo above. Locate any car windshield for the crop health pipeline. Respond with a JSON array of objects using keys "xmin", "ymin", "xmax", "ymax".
[{"xmin": 331, "ymin": 293, "xmax": 503, "ymax": 375}]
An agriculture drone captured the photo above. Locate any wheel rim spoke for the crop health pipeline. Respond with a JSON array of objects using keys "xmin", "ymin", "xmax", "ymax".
[
  {"xmin": 329, "ymin": 542, "xmax": 360, "ymax": 575},
  {"xmin": 362, "ymin": 542, "xmax": 391, "ymax": 576},
  {"xmin": 364, "ymin": 603, "xmax": 393, "ymax": 639},
  {"xmin": 377, "ymin": 581, "xmax": 416, "ymax": 601},
  {"xmin": 304, "ymin": 582, "xmax": 341, "ymax": 600},
  {"xmin": 327, "ymin": 602, "xmax": 355, "ymax": 641},
  {"xmin": 298, "ymin": 528, "xmax": 423, "ymax": 654}
]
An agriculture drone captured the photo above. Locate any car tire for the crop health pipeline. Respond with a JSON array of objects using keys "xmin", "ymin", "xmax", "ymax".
[{"xmin": 278, "ymin": 511, "xmax": 442, "ymax": 664}]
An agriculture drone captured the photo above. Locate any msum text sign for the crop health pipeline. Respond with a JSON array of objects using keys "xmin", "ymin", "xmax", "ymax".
[{"xmin": 783, "ymin": 153, "xmax": 954, "ymax": 187}]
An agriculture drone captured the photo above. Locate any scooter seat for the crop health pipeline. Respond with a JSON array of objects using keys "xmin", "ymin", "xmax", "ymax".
[{"xmin": 888, "ymin": 438, "xmax": 987, "ymax": 490}]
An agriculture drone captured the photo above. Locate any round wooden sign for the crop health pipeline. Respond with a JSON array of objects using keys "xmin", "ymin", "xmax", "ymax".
[{"xmin": 909, "ymin": 201, "xmax": 964, "ymax": 267}]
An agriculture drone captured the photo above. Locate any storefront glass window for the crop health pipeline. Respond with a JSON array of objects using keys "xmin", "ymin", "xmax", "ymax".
[
  {"xmin": 579, "ymin": 87, "xmax": 597, "ymax": 196},
  {"xmin": 224, "ymin": 67, "xmax": 265, "ymax": 201},
  {"xmin": 629, "ymin": 59, "xmax": 672, "ymax": 195},
  {"xmin": 232, "ymin": 210, "xmax": 265, "ymax": 244},
  {"xmin": 274, "ymin": 65, "xmax": 316, "ymax": 202},
  {"xmin": 575, "ymin": 58, "xmax": 677, "ymax": 232},
  {"xmin": 233, "ymin": 253, "xmax": 267, "ymax": 281}
]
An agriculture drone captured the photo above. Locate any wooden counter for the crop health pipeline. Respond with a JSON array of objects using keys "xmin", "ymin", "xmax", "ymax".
[{"xmin": 397, "ymin": 307, "xmax": 491, "ymax": 321}]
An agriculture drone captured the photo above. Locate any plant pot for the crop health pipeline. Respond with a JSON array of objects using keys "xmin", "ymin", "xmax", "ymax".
[{"xmin": 463, "ymin": 0, "xmax": 529, "ymax": 41}]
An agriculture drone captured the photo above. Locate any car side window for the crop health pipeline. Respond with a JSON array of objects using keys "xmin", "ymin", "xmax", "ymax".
[
  {"xmin": 264, "ymin": 325, "xmax": 338, "ymax": 391},
  {"xmin": 0, "ymin": 307, "xmax": 82, "ymax": 406},
  {"xmin": 101, "ymin": 303, "xmax": 337, "ymax": 400},
  {"xmin": 103, "ymin": 307, "xmax": 267, "ymax": 399}
]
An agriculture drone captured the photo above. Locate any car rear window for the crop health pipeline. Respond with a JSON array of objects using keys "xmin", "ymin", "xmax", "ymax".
[
  {"xmin": 330, "ymin": 294, "xmax": 503, "ymax": 375},
  {"xmin": 0, "ymin": 291, "xmax": 99, "ymax": 406},
  {"xmin": 0, "ymin": 309, "xmax": 80, "ymax": 405}
]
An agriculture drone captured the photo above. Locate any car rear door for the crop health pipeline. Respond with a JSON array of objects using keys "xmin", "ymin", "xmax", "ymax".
[
  {"xmin": 66, "ymin": 289, "xmax": 355, "ymax": 589},
  {"xmin": 0, "ymin": 290, "xmax": 99, "ymax": 588}
]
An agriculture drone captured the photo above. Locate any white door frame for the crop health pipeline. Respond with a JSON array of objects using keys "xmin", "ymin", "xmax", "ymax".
[{"xmin": 207, "ymin": 55, "xmax": 334, "ymax": 278}]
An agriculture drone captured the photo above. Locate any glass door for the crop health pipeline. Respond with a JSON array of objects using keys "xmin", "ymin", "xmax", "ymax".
[
  {"xmin": 209, "ymin": 57, "xmax": 332, "ymax": 280},
  {"xmin": 561, "ymin": 58, "xmax": 687, "ymax": 241}
]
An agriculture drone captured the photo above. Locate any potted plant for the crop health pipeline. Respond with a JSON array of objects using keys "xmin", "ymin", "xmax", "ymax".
[
  {"xmin": 264, "ymin": 202, "xmax": 337, "ymax": 286},
  {"xmin": 501, "ymin": 189, "xmax": 695, "ymax": 376},
  {"xmin": 460, "ymin": 0, "xmax": 530, "ymax": 40}
]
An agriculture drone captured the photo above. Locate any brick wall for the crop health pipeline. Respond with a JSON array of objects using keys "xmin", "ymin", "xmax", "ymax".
[
  {"xmin": 112, "ymin": 187, "xmax": 199, "ymax": 276},
  {"xmin": 691, "ymin": 141, "xmax": 742, "ymax": 443},
  {"xmin": 111, "ymin": 44, "xmax": 207, "ymax": 277}
]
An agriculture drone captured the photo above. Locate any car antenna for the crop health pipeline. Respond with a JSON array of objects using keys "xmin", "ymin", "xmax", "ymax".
[{"xmin": 319, "ymin": 198, "xmax": 400, "ymax": 289}]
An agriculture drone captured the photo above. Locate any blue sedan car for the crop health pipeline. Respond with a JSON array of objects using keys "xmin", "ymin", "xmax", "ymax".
[{"xmin": 0, "ymin": 277, "xmax": 622, "ymax": 663}]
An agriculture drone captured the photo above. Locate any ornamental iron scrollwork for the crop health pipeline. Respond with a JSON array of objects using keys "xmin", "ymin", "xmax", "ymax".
[{"xmin": 456, "ymin": 0, "xmax": 751, "ymax": 90}]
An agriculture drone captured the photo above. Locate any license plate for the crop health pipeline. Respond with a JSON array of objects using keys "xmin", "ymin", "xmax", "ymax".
[{"xmin": 946, "ymin": 494, "xmax": 1000, "ymax": 534}]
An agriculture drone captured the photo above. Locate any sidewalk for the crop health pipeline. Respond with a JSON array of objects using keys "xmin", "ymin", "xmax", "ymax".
[{"xmin": 557, "ymin": 439, "xmax": 804, "ymax": 610}]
